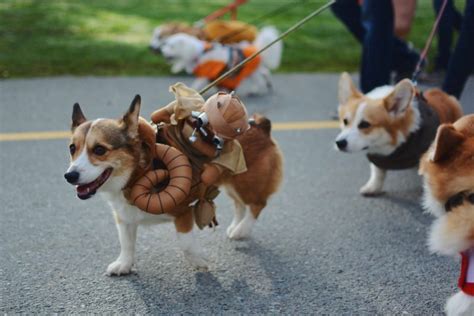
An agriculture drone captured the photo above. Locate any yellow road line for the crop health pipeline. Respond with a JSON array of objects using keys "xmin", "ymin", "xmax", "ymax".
[
  {"xmin": 0, "ymin": 131, "xmax": 71, "ymax": 142},
  {"xmin": 0, "ymin": 120, "xmax": 339, "ymax": 142},
  {"xmin": 273, "ymin": 120, "xmax": 339, "ymax": 130}
]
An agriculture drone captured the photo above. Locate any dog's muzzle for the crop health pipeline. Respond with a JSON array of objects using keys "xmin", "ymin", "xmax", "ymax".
[
  {"xmin": 64, "ymin": 171, "xmax": 80, "ymax": 184},
  {"xmin": 149, "ymin": 45, "xmax": 162, "ymax": 54},
  {"xmin": 335, "ymin": 139, "xmax": 348, "ymax": 151}
]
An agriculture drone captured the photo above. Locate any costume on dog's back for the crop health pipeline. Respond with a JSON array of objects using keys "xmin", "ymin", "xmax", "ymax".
[{"xmin": 193, "ymin": 45, "xmax": 261, "ymax": 90}]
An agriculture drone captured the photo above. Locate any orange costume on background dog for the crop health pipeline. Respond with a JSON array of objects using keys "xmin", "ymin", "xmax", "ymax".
[{"xmin": 193, "ymin": 45, "xmax": 261, "ymax": 90}]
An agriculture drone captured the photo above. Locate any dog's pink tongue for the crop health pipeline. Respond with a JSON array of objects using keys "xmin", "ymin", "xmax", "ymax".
[
  {"xmin": 77, "ymin": 184, "xmax": 92, "ymax": 194},
  {"xmin": 76, "ymin": 183, "xmax": 96, "ymax": 199}
]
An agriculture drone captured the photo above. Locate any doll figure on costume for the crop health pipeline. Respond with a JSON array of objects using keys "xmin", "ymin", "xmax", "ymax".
[{"xmin": 151, "ymin": 83, "xmax": 249, "ymax": 229}]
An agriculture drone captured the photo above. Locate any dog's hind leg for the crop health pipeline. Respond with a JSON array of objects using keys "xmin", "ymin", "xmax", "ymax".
[
  {"xmin": 106, "ymin": 213, "xmax": 138, "ymax": 276},
  {"xmin": 228, "ymin": 203, "xmax": 265, "ymax": 240},
  {"xmin": 226, "ymin": 197, "xmax": 247, "ymax": 238},
  {"xmin": 175, "ymin": 211, "xmax": 208, "ymax": 270}
]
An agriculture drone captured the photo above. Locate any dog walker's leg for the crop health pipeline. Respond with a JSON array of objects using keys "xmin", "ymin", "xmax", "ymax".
[
  {"xmin": 226, "ymin": 198, "xmax": 247, "ymax": 238},
  {"xmin": 175, "ymin": 211, "xmax": 208, "ymax": 270},
  {"xmin": 228, "ymin": 203, "xmax": 265, "ymax": 240},
  {"xmin": 445, "ymin": 291, "xmax": 474, "ymax": 316},
  {"xmin": 360, "ymin": 163, "xmax": 386, "ymax": 196},
  {"xmin": 106, "ymin": 215, "xmax": 138, "ymax": 276}
]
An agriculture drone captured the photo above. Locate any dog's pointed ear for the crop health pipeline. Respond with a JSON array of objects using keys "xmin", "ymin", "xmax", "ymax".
[
  {"xmin": 72, "ymin": 103, "xmax": 87, "ymax": 131},
  {"xmin": 385, "ymin": 79, "xmax": 414, "ymax": 116},
  {"xmin": 430, "ymin": 124, "xmax": 465, "ymax": 162},
  {"xmin": 123, "ymin": 94, "xmax": 141, "ymax": 137},
  {"xmin": 338, "ymin": 72, "xmax": 361, "ymax": 105}
]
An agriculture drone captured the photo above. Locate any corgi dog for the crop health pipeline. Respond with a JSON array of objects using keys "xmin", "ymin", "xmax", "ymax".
[
  {"xmin": 419, "ymin": 115, "xmax": 474, "ymax": 315},
  {"xmin": 158, "ymin": 26, "xmax": 282, "ymax": 95},
  {"xmin": 64, "ymin": 95, "xmax": 283, "ymax": 276},
  {"xmin": 334, "ymin": 72, "xmax": 462, "ymax": 196}
]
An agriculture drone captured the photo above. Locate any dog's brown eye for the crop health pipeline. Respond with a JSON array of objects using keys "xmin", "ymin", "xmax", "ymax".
[
  {"xmin": 69, "ymin": 144, "xmax": 76, "ymax": 155},
  {"xmin": 358, "ymin": 120, "xmax": 371, "ymax": 129},
  {"xmin": 93, "ymin": 145, "xmax": 107, "ymax": 156},
  {"xmin": 343, "ymin": 118, "xmax": 349, "ymax": 126}
]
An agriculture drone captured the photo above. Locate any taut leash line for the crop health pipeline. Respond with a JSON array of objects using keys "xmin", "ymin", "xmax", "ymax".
[
  {"xmin": 199, "ymin": 0, "xmax": 337, "ymax": 95},
  {"xmin": 412, "ymin": 0, "xmax": 449, "ymax": 85}
]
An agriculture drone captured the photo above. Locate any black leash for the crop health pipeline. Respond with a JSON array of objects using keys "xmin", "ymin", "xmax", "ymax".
[{"xmin": 412, "ymin": 0, "xmax": 449, "ymax": 85}]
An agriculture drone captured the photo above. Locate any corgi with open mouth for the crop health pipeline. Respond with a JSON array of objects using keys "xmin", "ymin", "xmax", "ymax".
[{"xmin": 64, "ymin": 95, "xmax": 282, "ymax": 276}]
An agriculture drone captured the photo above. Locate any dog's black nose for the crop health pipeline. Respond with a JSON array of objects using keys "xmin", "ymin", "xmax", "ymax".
[
  {"xmin": 336, "ymin": 139, "xmax": 348, "ymax": 150},
  {"xmin": 64, "ymin": 171, "xmax": 80, "ymax": 184}
]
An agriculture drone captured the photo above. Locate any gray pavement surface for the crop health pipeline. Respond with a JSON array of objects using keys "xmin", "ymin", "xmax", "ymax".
[{"xmin": 1, "ymin": 74, "xmax": 474, "ymax": 314}]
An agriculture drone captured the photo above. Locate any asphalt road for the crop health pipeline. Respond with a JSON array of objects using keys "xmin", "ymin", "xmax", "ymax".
[{"xmin": 1, "ymin": 74, "xmax": 474, "ymax": 314}]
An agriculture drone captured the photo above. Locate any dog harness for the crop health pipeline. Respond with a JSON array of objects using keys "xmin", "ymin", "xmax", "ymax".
[
  {"xmin": 459, "ymin": 249, "xmax": 474, "ymax": 296},
  {"xmin": 367, "ymin": 94, "xmax": 440, "ymax": 170},
  {"xmin": 193, "ymin": 44, "xmax": 261, "ymax": 90}
]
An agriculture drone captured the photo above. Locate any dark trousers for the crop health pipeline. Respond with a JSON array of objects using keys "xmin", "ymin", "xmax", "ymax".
[
  {"xmin": 433, "ymin": 0, "xmax": 463, "ymax": 70},
  {"xmin": 331, "ymin": 0, "xmax": 419, "ymax": 92},
  {"xmin": 443, "ymin": 0, "xmax": 474, "ymax": 98}
]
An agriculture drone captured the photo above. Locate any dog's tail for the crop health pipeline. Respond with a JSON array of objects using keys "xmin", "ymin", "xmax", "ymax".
[
  {"xmin": 254, "ymin": 26, "xmax": 282, "ymax": 70},
  {"xmin": 250, "ymin": 114, "xmax": 272, "ymax": 136}
]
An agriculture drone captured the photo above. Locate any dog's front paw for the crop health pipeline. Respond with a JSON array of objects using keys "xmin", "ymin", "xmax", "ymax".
[
  {"xmin": 446, "ymin": 291, "xmax": 474, "ymax": 316},
  {"xmin": 106, "ymin": 259, "xmax": 133, "ymax": 276},
  {"xmin": 183, "ymin": 250, "xmax": 208, "ymax": 270},
  {"xmin": 359, "ymin": 183, "xmax": 384, "ymax": 196},
  {"xmin": 226, "ymin": 222, "xmax": 238, "ymax": 238}
]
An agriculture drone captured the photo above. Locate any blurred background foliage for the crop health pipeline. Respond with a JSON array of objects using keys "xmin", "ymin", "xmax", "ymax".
[{"xmin": 0, "ymin": 0, "xmax": 437, "ymax": 78}]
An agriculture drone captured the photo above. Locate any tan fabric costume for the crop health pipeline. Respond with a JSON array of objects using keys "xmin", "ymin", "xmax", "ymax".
[{"xmin": 151, "ymin": 83, "xmax": 248, "ymax": 228}]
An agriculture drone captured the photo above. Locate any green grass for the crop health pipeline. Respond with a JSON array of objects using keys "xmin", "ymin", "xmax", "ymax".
[{"xmin": 0, "ymin": 0, "xmax": 437, "ymax": 78}]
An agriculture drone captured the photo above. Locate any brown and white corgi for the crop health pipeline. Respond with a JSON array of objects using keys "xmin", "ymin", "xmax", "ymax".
[
  {"xmin": 158, "ymin": 26, "xmax": 282, "ymax": 95},
  {"xmin": 64, "ymin": 95, "xmax": 283, "ymax": 275},
  {"xmin": 334, "ymin": 72, "xmax": 462, "ymax": 196},
  {"xmin": 419, "ymin": 115, "xmax": 474, "ymax": 315}
]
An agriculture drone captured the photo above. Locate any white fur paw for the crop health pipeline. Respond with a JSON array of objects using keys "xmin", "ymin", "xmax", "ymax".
[
  {"xmin": 446, "ymin": 291, "xmax": 474, "ymax": 316},
  {"xmin": 226, "ymin": 222, "xmax": 238, "ymax": 238},
  {"xmin": 106, "ymin": 259, "xmax": 133, "ymax": 276},
  {"xmin": 228, "ymin": 219, "xmax": 254, "ymax": 240},
  {"xmin": 184, "ymin": 250, "xmax": 208, "ymax": 270},
  {"xmin": 359, "ymin": 183, "xmax": 384, "ymax": 196}
]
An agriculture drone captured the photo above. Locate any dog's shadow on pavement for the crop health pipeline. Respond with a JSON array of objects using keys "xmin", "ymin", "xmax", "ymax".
[
  {"xmin": 378, "ymin": 187, "xmax": 431, "ymax": 225},
  {"xmin": 191, "ymin": 239, "xmax": 292, "ymax": 313},
  {"xmin": 123, "ymin": 239, "xmax": 290, "ymax": 313}
]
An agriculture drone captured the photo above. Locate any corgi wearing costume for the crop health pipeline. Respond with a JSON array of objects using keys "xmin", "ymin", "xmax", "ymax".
[
  {"xmin": 334, "ymin": 72, "xmax": 462, "ymax": 195},
  {"xmin": 64, "ymin": 89, "xmax": 283, "ymax": 275},
  {"xmin": 419, "ymin": 115, "xmax": 474, "ymax": 315},
  {"xmin": 159, "ymin": 26, "xmax": 282, "ymax": 95}
]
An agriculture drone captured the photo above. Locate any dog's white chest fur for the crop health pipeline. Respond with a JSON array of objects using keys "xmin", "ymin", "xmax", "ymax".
[{"xmin": 101, "ymin": 191, "xmax": 174, "ymax": 225}]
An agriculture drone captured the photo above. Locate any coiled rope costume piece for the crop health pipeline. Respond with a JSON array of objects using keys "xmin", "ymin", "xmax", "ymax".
[{"xmin": 130, "ymin": 143, "xmax": 192, "ymax": 214}]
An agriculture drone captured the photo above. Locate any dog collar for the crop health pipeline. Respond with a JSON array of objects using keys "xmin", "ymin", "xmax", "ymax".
[
  {"xmin": 445, "ymin": 192, "xmax": 474, "ymax": 212},
  {"xmin": 459, "ymin": 249, "xmax": 474, "ymax": 296}
]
